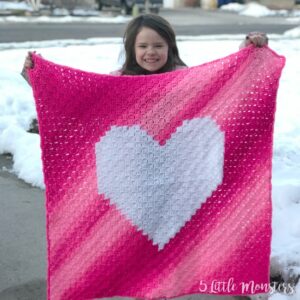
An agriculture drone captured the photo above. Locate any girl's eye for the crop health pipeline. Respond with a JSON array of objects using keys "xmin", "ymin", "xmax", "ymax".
[{"xmin": 138, "ymin": 45, "xmax": 147, "ymax": 48}]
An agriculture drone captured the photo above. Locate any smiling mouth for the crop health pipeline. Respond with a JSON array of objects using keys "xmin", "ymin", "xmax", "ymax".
[{"xmin": 145, "ymin": 59, "xmax": 159, "ymax": 63}]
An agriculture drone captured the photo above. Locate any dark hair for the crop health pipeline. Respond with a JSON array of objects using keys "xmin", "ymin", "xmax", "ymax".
[{"xmin": 121, "ymin": 14, "xmax": 186, "ymax": 75}]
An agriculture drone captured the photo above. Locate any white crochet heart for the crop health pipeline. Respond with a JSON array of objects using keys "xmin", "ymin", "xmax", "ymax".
[{"xmin": 95, "ymin": 117, "xmax": 224, "ymax": 250}]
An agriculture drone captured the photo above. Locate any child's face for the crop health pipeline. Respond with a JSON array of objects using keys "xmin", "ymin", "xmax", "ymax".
[{"xmin": 134, "ymin": 27, "xmax": 169, "ymax": 73}]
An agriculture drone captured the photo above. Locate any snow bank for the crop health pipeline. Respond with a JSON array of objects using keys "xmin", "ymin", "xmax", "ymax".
[
  {"xmin": 220, "ymin": 2, "xmax": 245, "ymax": 13},
  {"xmin": 271, "ymin": 185, "xmax": 300, "ymax": 279},
  {"xmin": 270, "ymin": 281, "xmax": 300, "ymax": 299},
  {"xmin": 220, "ymin": 2, "xmax": 290, "ymax": 17},
  {"xmin": 0, "ymin": 14, "xmax": 131, "ymax": 23},
  {"xmin": 0, "ymin": 0, "xmax": 32, "ymax": 11},
  {"xmin": 0, "ymin": 125, "xmax": 44, "ymax": 188},
  {"xmin": 0, "ymin": 67, "xmax": 43, "ymax": 187},
  {"xmin": 240, "ymin": 2, "xmax": 277, "ymax": 17},
  {"xmin": 284, "ymin": 26, "xmax": 300, "ymax": 38}
]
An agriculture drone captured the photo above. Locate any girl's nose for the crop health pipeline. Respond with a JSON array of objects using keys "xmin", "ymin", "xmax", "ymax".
[{"xmin": 146, "ymin": 46, "xmax": 156, "ymax": 54}]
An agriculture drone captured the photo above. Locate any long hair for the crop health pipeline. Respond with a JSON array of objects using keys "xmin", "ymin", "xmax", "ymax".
[{"xmin": 121, "ymin": 14, "xmax": 186, "ymax": 75}]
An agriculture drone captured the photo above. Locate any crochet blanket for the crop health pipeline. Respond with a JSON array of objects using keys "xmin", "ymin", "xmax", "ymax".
[{"xmin": 29, "ymin": 47, "xmax": 285, "ymax": 300}]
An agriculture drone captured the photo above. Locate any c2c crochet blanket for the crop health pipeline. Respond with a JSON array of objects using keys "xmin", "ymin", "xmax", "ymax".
[{"xmin": 29, "ymin": 46, "xmax": 285, "ymax": 300}]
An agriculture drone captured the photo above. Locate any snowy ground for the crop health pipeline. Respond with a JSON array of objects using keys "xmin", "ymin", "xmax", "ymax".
[
  {"xmin": 0, "ymin": 29, "xmax": 300, "ymax": 299},
  {"xmin": 0, "ymin": 12, "xmax": 131, "ymax": 24}
]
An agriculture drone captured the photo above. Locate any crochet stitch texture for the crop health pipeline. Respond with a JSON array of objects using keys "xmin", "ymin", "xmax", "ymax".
[{"xmin": 29, "ymin": 46, "xmax": 285, "ymax": 300}]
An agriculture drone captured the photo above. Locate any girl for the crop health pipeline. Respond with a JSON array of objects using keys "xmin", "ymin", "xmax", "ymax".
[
  {"xmin": 22, "ymin": 14, "xmax": 268, "ymax": 80},
  {"xmin": 22, "ymin": 14, "xmax": 269, "ymax": 300}
]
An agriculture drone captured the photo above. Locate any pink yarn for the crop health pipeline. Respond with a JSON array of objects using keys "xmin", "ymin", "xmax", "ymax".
[{"xmin": 29, "ymin": 46, "xmax": 285, "ymax": 300}]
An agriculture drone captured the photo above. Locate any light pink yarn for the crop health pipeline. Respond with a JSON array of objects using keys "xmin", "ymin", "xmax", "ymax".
[{"xmin": 29, "ymin": 46, "xmax": 285, "ymax": 300}]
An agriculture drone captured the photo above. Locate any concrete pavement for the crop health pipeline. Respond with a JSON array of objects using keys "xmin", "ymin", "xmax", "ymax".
[
  {"xmin": 0, "ymin": 154, "xmax": 46, "ymax": 299},
  {"xmin": 0, "ymin": 8, "xmax": 299, "ymax": 42}
]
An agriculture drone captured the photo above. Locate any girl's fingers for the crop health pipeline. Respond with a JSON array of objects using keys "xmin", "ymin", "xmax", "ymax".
[
  {"xmin": 24, "ymin": 58, "xmax": 33, "ymax": 69},
  {"xmin": 24, "ymin": 51, "xmax": 36, "ymax": 69},
  {"xmin": 25, "ymin": 58, "xmax": 33, "ymax": 68},
  {"xmin": 246, "ymin": 32, "xmax": 269, "ymax": 47}
]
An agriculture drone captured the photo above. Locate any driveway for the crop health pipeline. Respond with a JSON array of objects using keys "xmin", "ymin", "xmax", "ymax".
[{"xmin": 0, "ymin": 8, "xmax": 298, "ymax": 42}]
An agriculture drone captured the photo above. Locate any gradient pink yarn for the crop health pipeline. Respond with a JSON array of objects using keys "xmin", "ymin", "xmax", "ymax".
[{"xmin": 29, "ymin": 46, "xmax": 285, "ymax": 300}]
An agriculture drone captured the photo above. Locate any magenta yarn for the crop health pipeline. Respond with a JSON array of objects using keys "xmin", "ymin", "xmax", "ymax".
[{"xmin": 29, "ymin": 46, "xmax": 285, "ymax": 300}]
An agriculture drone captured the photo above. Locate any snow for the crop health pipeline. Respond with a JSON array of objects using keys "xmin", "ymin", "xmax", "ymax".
[
  {"xmin": 52, "ymin": 7, "xmax": 69, "ymax": 16},
  {"xmin": 0, "ymin": 14, "xmax": 131, "ymax": 23},
  {"xmin": 0, "ymin": 0, "xmax": 32, "ymax": 11},
  {"xmin": 220, "ymin": 2, "xmax": 298, "ymax": 18},
  {"xmin": 0, "ymin": 33, "xmax": 299, "ymax": 298},
  {"xmin": 240, "ymin": 2, "xmax": 277, "ymax": 17},
  {"xmin": 270, "ymin": 281, "xmax": 300, "ymax": 299},
  {"xmin": 0, "ymin": 125, "xmax": 44, "ymax": 187},
  {"xmin": 220, "ymin": 2, "xmax": 245, "ymax": 13},
  {"xmin": 284, "ymin": 26, "xmax": 300, "ymax": 38}
]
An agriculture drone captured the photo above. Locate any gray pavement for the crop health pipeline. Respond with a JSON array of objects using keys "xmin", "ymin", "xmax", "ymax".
[
  {"xmin": 0, "ymin": 8, "xmax": 299, "ymax": 43},
  {"xmin": 0, "ymin": 154, "xmax": 46, "ymax": 299}
]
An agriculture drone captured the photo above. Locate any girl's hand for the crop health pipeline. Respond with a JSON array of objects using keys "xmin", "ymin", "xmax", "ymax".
[
  {"xmin": 24, "ymin": 51, "xmax": 35, "ymax": 69},
  {"xmin": 21, "ymin": 51, "xmax": 38, "ymax": 85},
  {"xmin": 239, "ymin": 32, "xmax": 269, "ymax": 49}
]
